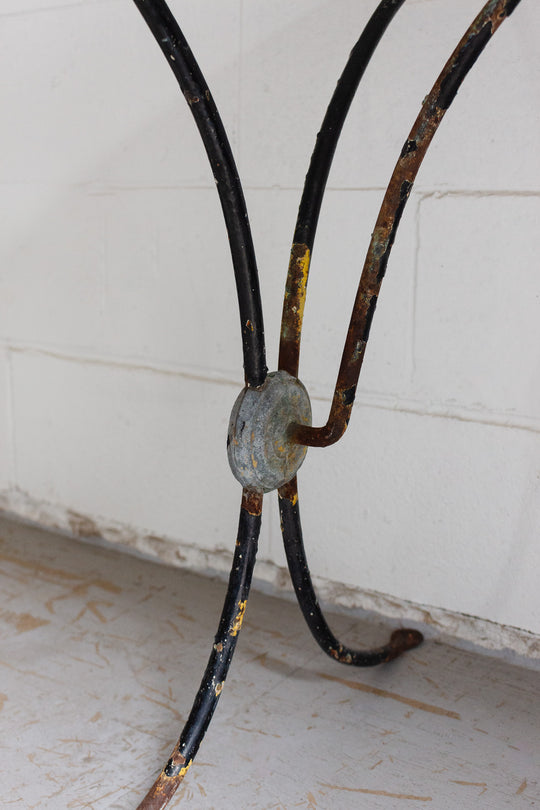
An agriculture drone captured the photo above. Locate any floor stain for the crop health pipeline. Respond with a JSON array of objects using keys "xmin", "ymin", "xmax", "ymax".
[
  {"xmin": 319, "ymin": 672, "xmax": 461, "ymax": 719},
  {"xmin": 0, "ymin": 609, "xmax": 50, "ymax": 634},
  {"xmin": 73, "ymin": 600, "xmax": 114, "ymax": 624},
  {"xmin": 46, "ymin": 580, "xmax": 122, "ymax": 616},
  {"xmin": 0, "ymin": 551, "xmax": 121, "ymax": 596},
  {"xmin": 516, "ymin": 779, "xmax": 527, "ymax": 795},
  {"xmin": 451, "ymin": 780, "xmax": 488, "ymax": 796},
  {"xmin": 140, "ymin": 693, "xmax": 183, "ymax": 724},
  {"xmin": 234, "ymin": 725, "xmax": 282, "ymax": 739},
  {"xmin": 319, "ymin": 783, "xmax": 432, "ymax": 801}
]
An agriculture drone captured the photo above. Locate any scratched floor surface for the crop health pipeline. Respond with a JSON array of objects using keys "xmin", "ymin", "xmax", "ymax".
[{"xmin": 0, "ymin": 515, "xmax": 538, "ymax": 809}]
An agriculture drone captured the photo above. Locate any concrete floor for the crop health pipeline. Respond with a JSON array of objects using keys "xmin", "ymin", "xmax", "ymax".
[{"xmin": 0, "ymin": 515, "xmax": 539, "ymax": 809}]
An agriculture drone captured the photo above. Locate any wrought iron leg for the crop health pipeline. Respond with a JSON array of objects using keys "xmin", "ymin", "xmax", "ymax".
[
  {"xmin": 278, "ymin": 478, "xmax": 422, "ymax": 666},
  {"xmin": 136, "ymin": 489, "xmax": 263, "ymax": 810},
  {"xmin": 129, "ymin": 0, "xmax": 524, "ymax": 805}
]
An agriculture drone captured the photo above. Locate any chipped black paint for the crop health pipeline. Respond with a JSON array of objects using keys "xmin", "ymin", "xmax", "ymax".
[
  {"xmin": 377, "ymin": 179, "xmax": 413, "ymax": 283},
  {"xmin": 504, "ymin": 0, "xmax": 521, "ymax": 15},
  {"xmin": 362, "ymin": 295, "xmax": 378, "ymax": 342},
  {"xmin": 342, "ymin": 385, "xmax": 356, "ymax": 406},
  {"xmin": 437, "ymin": 23, "xmax": 492, "ymax": 110},
  {"xmin": 400, "ymin": 138, "xmax": 417, "ymax": 158},
  {"xmin": 164, "ymin": 759, "xmax": 180, "ymax": 778}
]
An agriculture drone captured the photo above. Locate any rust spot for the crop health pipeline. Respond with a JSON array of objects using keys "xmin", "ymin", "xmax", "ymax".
[
  {"xmin": 137, "ymin": 749, "xmax": 188, "ymax": 809},
  {"xmin": 241, "ymin": 488, "xmax": 263, "ymax": 516},
  {"xmin": 278, "ymin": 476, "xmax": 298, "ymax": 504}
]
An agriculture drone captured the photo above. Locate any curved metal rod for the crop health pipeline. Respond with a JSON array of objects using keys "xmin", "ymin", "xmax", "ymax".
[
  {"xmin": 132, "ymin": 0, "xmax": 267, "ymax": 388},
  {"xmin": 278, "ymin": 0, "xmax": 414, "ymax": 670},
  {"xmin": 278, "ymin": 478, "xmax": 422, "ymax": 665},
  {"xmin": 287, "ymin": 0, "xmax": 522, "ymax": 446},
  {"xmin": 279, "ymin": 0, "xmax": 407, "ymax": 378},
  {"xmin": 137, "ymin": 489, "xmax": 263, "ymax": 810}
]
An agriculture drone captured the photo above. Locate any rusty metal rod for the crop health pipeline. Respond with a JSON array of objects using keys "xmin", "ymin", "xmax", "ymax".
[
  {"xmin": 277, "ymin": 0, "xmax": 520, "ymax": 671},
  {"xmin": 285, "ymin": 0, "xmax": 522, "ymax": 447},
  {"xmin": 279, "ymin": 478, "xmax": 423, "ymax": 665},
  {"xmin": 137, "ymin": 489, "xmax": 263, "ymax": 810},
  {"xmin": 132, "ymin": 0, "xmax": 267, "ymax": 388},
  {"xmin": 279, "ymin": 0, "xmax": 406, "ymax": 379},
  {"xmin": 278, "ymin": 0, "xmax": 416, "ymax": 677}
]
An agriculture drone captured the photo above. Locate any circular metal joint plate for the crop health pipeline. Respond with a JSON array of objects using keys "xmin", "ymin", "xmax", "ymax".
[{"xmin": 227, "ymin": 370, "xmax": 312, "ymax": 493}]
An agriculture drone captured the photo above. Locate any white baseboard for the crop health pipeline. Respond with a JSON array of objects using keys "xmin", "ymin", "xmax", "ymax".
[{"xmin": 1, "ymin": 486, "xmax": 539, "ymax": 667}]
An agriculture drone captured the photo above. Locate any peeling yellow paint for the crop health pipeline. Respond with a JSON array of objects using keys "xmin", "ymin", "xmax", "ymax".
[
  {"xmin": 215, "ymin": 681, "xmax": 224, "ymax": 697},
  {"xmin": 230, "ymin": 600, "xmax": 247, "ymax": 636},
  {"xmin": 291, "ymin": 243, "xmax": 310, "ymax": 326},
  {"xmin": 178, "ymin": 759, "xmax": 193, "ymax": 779}
]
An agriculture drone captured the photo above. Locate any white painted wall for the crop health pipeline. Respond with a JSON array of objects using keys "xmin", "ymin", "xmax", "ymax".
[{"xmin": 1, "ymin": 1, "xmax": 539, "ymax": 645}]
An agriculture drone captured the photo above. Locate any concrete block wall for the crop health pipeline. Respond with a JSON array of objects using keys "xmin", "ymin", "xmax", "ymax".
[{"xmin": 1, "ymin": 0, "xmax": 539, "ymax": 651}]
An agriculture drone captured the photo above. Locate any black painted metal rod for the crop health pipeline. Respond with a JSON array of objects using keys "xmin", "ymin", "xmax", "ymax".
[
  {"xmin": 279, "ymin": 478, "xmax": 423, "ymax": 665},
  {"xmin": 132, "ymin": 0, "xmax": 267, "ymax": 388},
  {"xmin": 294, "ymin": 0, "xmax": 406, "ymax": 253},
  {"xmin": 279, "ymin": 0, "xmax": 407, "ymax": 378},
  {"xmin": 137, "ymin": 489, "xmax": 263, "ymax": 810}
]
